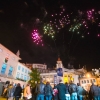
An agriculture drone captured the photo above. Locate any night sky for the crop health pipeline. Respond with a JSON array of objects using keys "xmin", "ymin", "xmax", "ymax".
[{"xmin": 0, "ymin": 0, "xmax": 100, "ymax": 70}]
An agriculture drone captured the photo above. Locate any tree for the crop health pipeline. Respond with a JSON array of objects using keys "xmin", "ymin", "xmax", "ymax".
[{"xmin": 29, "ymin": 68, "xmax": 41, "ymax": 87}]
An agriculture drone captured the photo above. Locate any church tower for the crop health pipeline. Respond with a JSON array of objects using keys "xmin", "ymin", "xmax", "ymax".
[{"xmin": 56, "ymin": 57, "xmax": 63, "ymax": 69}]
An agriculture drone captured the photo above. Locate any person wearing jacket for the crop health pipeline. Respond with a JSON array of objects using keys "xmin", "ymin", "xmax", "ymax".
[
  {"xmin": 77, "ymin": 83, "xmax": 87, "ymax": 100},
  {"xmin": 35, "ymin": 78, "xmax": 45, "ymax": 100},
  {"xmin": 56, "ymin": 79, "xmax": 66, "ymax": 100},
  {"xmin": 68, "ymin": 81, "xmax": 78, "ymax": 100},
  {"xmin": 7, "ymin": 84, "xmax": 15, "ymax": 100},
  {"xmin": 23, "ymin": 83, "xmax": 32, "ymax": 100},
  {"xmin": 53, "ymin": 84, "xmax": 58, "ymax": 100},
  {"xmin": 44, "ymin": 82, "xmax": 53, "ymax": 100},
  {"xmin": 65, "ymin": 82, "xmax": 70, "ymax": 100},
  {"xmin": 90, "ymin": 82, "xmax": 100, "ymax": 100},
  {"xmin": 14, "ymin": 83, "xmax": 22, "ymax": 100}
]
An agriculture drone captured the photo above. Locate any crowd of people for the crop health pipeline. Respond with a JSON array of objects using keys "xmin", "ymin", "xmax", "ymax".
[{"xmin": 0, "ymin": 78, "xmax": 100, "ymax": 100}]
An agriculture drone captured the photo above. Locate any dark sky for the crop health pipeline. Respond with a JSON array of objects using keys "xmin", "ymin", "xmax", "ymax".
[{"xmin": 0, "ymin": 0, "xmax": 100, "ymax": 70}]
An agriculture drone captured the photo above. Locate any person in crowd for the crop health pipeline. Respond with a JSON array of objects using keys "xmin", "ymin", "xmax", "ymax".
[
  {"xmin": 90, "ymin": 82, "xmax": 100, "ymax": 100},
  {"xmin": 7, "ymin": 84, "xmax": 15, "ymax": 100},
  {"xmin": 56, "ymin": 79, "xmax": 66, "ymax": 100},
  {"xmin": 3, "ymin": 83, "xmax": 8, "ymax": 97},
  {"xmin": 35, "ymin": 78, "xmax": 45, "ymax": 100},
  {"xmin": 98, "ymin": 86, "xmax": 100, "ymax": 100},
  {"xmin": 14, "ymin": 83, "xmax": 22, "ymax": 100},
  {"xmin": 31, "ymin": 85, "xmax": 37, "ymax": 100},
  {"xmin": 23, "ymin": 83, "xmax": 32, "ymax": 100},
  {"xmin": 77, "ymin": 83, "xmax": 87, "ymax": 100},
  {"xmin": 0, "ymin": 79, "xmax": 3, "ymax": 96},
  {"xmin": 89, "ymin": 89, "xmax": 93, "ymax": 100},
  {"xmin": 3, "ymin": 86, "xmax": 8, "ymax": 97},
  {"xmin": 53, "ymin": 84, "xmax": 58, "ymax": 100},
  {"xmin": 65, "ymin": 82, "xmax": 70, "ymax": 100},
  {"xmin": 69, "ymin": 81, "xmax": 78, "ymax": 100},
  {"xmin": 44, "ymin": 81, "xmax": 53, "ymax": 100}
]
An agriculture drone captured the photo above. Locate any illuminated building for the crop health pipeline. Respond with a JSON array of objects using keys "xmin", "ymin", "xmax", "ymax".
[
  {"xmin": 79, "ymin": 69, "xmax": 100, "ymax": 91},
  {"xmin": 40, "ymin": 58, "xmax": 87, "ymax": 86},
  {"xmin": 25, "ymin": 63, "xmax": 49, "ymax": 73}
]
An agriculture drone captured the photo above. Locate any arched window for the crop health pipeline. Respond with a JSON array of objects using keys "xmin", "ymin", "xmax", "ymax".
[
  {"xmin": 8, "ymin": 66, "xmax": 13, "ymax": 76},
  {"xmin": 1, "ymin": 63, "xmax": 7, "ymax": 74}
]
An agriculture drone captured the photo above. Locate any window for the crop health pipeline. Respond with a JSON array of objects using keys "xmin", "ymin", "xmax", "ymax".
[
  {"xmin": 25, "ymin": 69, "xmax": 27, "ymax": 73},
  {"xmin": 24, "ymin": 75, "xmax": 27, "ymax": 80},
  {"xmin": 21, "ymin": 74, "xmax": 23, "ymax": 79},
  {"xmin": 84, "ymin": 80, "xmax": 86, "ymax": 83},
  {"xmin": 5, "ymin": 57, "xmax": 8, "ymax": 63},
  {"xmin": 87, "ymin": 80, "xmax": 89, "ymax": 83},
  {"xmin": 8, "ymin": 66, "xmax": 13, "ymax": 76},
  {"xmin": 18, "ymin": 66, "xmax": 21, "ymax": 70},
  {"xmin": 81, "ymin": 81, "xmax": 84, "ymax": 84},
  {"xmin": 16, "ymin": 72, "xmax": 20, "ymax": 78},
  {"xmin": 22, "ymin": 68, "xmax": 24, "ymax": 72},
  {"xmin": 93, "ymin": 79, "xmax": 96, "ymax": 82},
  {"xmin": 1, "ymin": 63, "xmax": 7, "ymax": 74},
  {"xmin": 90, "ymin": 79, "xmax": 93, "ymax": 83}
]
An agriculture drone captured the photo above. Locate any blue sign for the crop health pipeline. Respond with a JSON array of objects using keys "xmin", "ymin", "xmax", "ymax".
[{"xmin": 57, "ymin": 68, "xmax": 63, "ymax": 76}]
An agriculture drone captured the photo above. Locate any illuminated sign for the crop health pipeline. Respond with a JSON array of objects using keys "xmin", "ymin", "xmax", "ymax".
[{"xmin": 57, "ymin": 68, "xmax": 63, "ymax": 77}]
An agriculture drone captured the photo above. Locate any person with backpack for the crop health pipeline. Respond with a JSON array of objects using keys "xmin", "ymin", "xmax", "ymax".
[
  {"xmin": 44, "ymin": 82, "xmax": 53, "ymax": 100},
  {"xmin": 35, "ymin": 78, "xmax": 45, "ymax": 100},
  {"xmin": 68, "ymin": 81, "xmax": 78, "ymax": 100}
]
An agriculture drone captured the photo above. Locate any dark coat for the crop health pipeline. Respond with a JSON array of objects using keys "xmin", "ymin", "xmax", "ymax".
[
  {"xmin": 57, "ymin": 83, "xmax": 66, "ymax": 100},
  {"xmin": 44, "ymin": 84, "xmax": 53, "ymax": 96},
  {"xmin": 69, "ymin": 83, "xmax": 77, "ymax": 94},
  {"xmin": 35, "ymin": 82, "xmax": 45, "ymax": 95},
  {"xmin": 77, "ymin": 86, "xmax": 86, "ymax": 96},
  {"xmin": 90, "ymin": 85, "xmax": 100, "ymax": 96},
  {"xmin": 14, "ymin": 86, "xmax": 22, "ymax": 97}
]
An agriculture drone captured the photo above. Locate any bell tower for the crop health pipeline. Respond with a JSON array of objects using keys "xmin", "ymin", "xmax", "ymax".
[{"xmin": 56, "ymin": 57, "xmax": 63, "ymax": 69}]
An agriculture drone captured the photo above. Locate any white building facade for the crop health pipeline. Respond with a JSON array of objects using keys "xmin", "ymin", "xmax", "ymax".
[
  {"xmin": 16, "ymin": 62, "xmax": 31, "ymax": 81},
  {"xmin": 0, "ymin": 44, "xmax": 31, "ymax": 86},
  {"xmin": 40, "ymin": 58, "xmax": 87, "ymax": 87}
]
